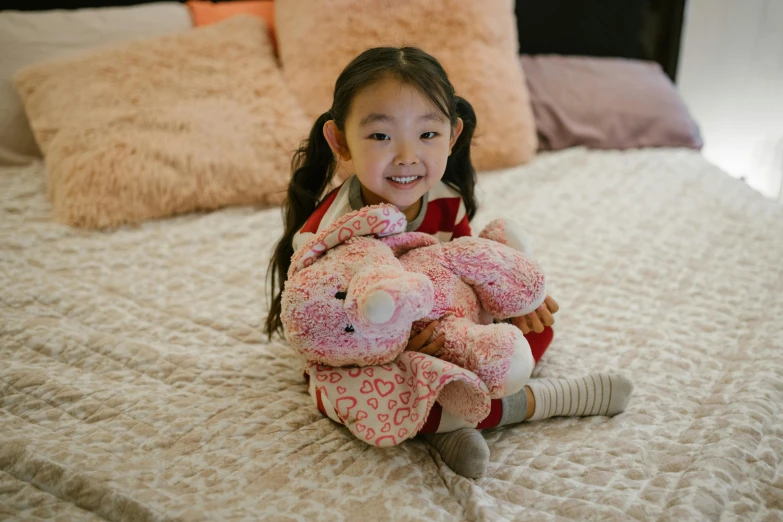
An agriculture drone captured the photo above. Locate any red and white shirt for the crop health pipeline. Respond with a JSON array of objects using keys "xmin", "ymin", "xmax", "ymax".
[{"xmin": 292, "ymin": 175, "xmax": 472, "ymax": 253}]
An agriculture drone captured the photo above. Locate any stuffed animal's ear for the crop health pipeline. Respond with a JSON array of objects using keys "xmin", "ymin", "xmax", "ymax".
[
  {"xmin": 289, "ymin": 204, "xmax": 407, "ymax": 277},
  {"xmin": 479, "ymin": 218, "xmax": 533, "ymax": 257}
]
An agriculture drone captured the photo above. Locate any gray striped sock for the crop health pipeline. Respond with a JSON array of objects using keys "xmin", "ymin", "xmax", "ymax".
[
  {"xmin": 423, "ymin": 428, "xmax": 490, "ymax": 479},
  {"xmin": 527, "ymin": 374, "xmax": 633, "ymax": 421},
  {"xmin": 497, "ymin": 387, "xmax": 528, "ymax": 426}
]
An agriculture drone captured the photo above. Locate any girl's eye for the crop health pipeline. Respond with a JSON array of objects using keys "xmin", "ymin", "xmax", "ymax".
[
  {"xmin": 421, "ymin": 132, "xmax": 438, "ymax": 139},
  {"xmin": 369, "ymin": 133, "xmax": 390, "ymax": 141}
]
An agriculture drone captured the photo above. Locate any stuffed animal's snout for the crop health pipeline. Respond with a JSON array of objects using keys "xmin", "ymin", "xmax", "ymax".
[
  {"xmin": 360, "ymin": 289, "xmax": 396, "ymax": 324},
  {"xmin": 350, "ymin": 269, "xmax": 435, "ymax": 329}
]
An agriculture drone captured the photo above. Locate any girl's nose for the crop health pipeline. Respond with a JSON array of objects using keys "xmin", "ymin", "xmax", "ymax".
[{"xmin": 395, "ymin": 141, "xmax": 419, "ymax": 165}]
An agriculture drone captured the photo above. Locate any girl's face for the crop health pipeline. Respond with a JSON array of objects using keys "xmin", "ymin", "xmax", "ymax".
[{"xmin": 324, "ymin": 77, "xmax": 463, "ymax": 213}]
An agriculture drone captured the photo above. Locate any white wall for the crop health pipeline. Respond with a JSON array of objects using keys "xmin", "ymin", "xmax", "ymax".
[{"xmin": 677, "ymin": 0, "xmax": 783, "ymax": 200}]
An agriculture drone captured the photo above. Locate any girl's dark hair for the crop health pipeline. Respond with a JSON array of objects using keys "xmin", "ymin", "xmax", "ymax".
[{"xmin": 265, "ymin": 46, "xmax": 478, "ymax": 338}]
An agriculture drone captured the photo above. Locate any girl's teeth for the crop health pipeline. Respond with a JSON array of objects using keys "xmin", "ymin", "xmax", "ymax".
[{"xmin": 390, "ymin": 176, "xmax": 418, "ymax": 184}]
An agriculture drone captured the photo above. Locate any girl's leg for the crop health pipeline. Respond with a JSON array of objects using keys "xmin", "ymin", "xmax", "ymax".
[
  {"xmin": 524, "ymin": 325, "xmax": 554, "ymax": 365},
  {"xmin": 476, "ymin": 373, "xmax": 634, "ymax": 430},
  {"xmin": 419, "ymin": 373, "xmax": 633, "ymax": 478},
  {"xmin": 419, "ymin": 373, "xmax": 633, "ymax": 434}
]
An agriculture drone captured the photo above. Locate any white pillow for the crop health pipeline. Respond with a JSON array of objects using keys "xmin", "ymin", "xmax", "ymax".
[{"xmin": 0, "ymin": 2, "xmax": 192, "ymax": 166}]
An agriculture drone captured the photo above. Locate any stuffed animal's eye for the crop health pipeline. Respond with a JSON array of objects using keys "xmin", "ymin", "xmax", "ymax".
[
  {"xmin": 335, "ymin": 291, "xmax": 347, "ymax": 300},
  {"xmin": 344, "ymin": 325, "xmax": 354, "ymax": 333}
]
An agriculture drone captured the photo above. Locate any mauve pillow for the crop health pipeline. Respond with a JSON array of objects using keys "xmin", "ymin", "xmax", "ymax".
[{"xmin": 521, "ymin": 55, "xmax": 703, "ymax": 151}]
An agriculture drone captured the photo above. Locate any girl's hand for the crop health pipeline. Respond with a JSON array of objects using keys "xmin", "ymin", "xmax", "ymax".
[
  {"xmin": 512, "ymin": 295, "xmax": 559, "ymax": 334},
  {"xmin": 405, "ymin": 320, "xmax": 445, "ymax": 357}
]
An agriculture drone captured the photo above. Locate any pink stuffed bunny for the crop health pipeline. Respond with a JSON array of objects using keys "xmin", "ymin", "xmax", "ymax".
[{"xmin": 282, "ymin": 204, "xmax": 546, "ymax": 447}]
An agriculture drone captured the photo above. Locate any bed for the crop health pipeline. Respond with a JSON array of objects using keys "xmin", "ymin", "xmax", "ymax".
[{"xmin": 2, "ymin": 2, "xmax": 782, "ymax": 521}]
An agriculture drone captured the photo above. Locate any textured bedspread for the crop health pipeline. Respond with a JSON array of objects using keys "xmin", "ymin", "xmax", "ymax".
[{"xmin": 2, "ymin": 148, "xmax": 782, "ymax": 521}]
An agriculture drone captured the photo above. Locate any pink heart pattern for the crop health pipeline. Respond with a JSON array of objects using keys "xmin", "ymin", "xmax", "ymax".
[
  {"xmin": 307, "ymin": 351, "xmax": 490, "ymax": 447},
  {"xmin": 291, "ymin": 204, "xmax": 407, "ymax": 276},
  {"xmin": 374, "ymin": 379, "xmax": 394, "ymax": 397}
]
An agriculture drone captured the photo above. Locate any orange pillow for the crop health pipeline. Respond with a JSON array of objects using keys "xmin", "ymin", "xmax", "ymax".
[{"xmin": 187, "ymin": 1, "xmax": 276, "ymax": 50}]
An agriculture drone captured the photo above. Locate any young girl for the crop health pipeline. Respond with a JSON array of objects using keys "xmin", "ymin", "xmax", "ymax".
[{"xmin": 266, "ymin": 47, "xmax": 632, "ymax": 479}]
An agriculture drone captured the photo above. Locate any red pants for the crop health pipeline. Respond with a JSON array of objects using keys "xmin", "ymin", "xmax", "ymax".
[{"xmin": 522, "ymin": 325, "xmax": 553, "ymax": 367}]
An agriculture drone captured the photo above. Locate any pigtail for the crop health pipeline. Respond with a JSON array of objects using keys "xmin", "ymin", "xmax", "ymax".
[
  {"xmin": 265, "ymin": 112, "xmax": 336, "ymax": 338},
  {"xmin": 442, "ymin": 96, "xmax": 478, "ymax": 221}
]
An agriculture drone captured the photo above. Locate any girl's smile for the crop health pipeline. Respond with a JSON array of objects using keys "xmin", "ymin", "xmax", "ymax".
[{"xmin": 386, "ymin": 175, "xmax": 423, "ymax": 188}]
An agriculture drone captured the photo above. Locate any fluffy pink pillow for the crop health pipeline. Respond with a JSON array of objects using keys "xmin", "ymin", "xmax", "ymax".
[
  {"xmin": 521, "ymin": 55, "xmax": 703, "ymax": 151},
  {"xmin": 275, "ymin": 0, "xmax": 537, "ymax": 172},
  {"xmin": 15, "ymin": 17, "xmax": 309, "ymax": 228}
]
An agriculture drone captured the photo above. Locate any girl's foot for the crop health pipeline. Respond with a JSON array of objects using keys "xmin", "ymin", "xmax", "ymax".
[{"xmin": 423, "ymin": 428, "xmax": 489, "ymax": 479}]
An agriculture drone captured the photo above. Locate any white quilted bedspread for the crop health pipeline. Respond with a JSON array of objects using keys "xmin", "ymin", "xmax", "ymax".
[{"xmin": 2, "ymin": 148, "xmax": 782, "ymax": 521}]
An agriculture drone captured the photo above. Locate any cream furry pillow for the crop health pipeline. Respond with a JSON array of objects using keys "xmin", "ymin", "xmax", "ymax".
[
  {"xmin": 15, "ymin": 16, "xmax": 309, "ymax": 228},
  {"xmin": 275, "ymin": 0, "xmax": 537, "ymax": 172},
  {"xmin": 0, "ymin": 2, "xmax": 192, "ymax": 166}
]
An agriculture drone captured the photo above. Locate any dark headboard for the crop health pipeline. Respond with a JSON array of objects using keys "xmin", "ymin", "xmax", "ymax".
[
  {"xmin": 515, "ymin": 0, "xmax": 686, "ymax": 82},
  {"xmin": 6, "ymin": 0, "xmax": 687, "ymax": 82}
]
